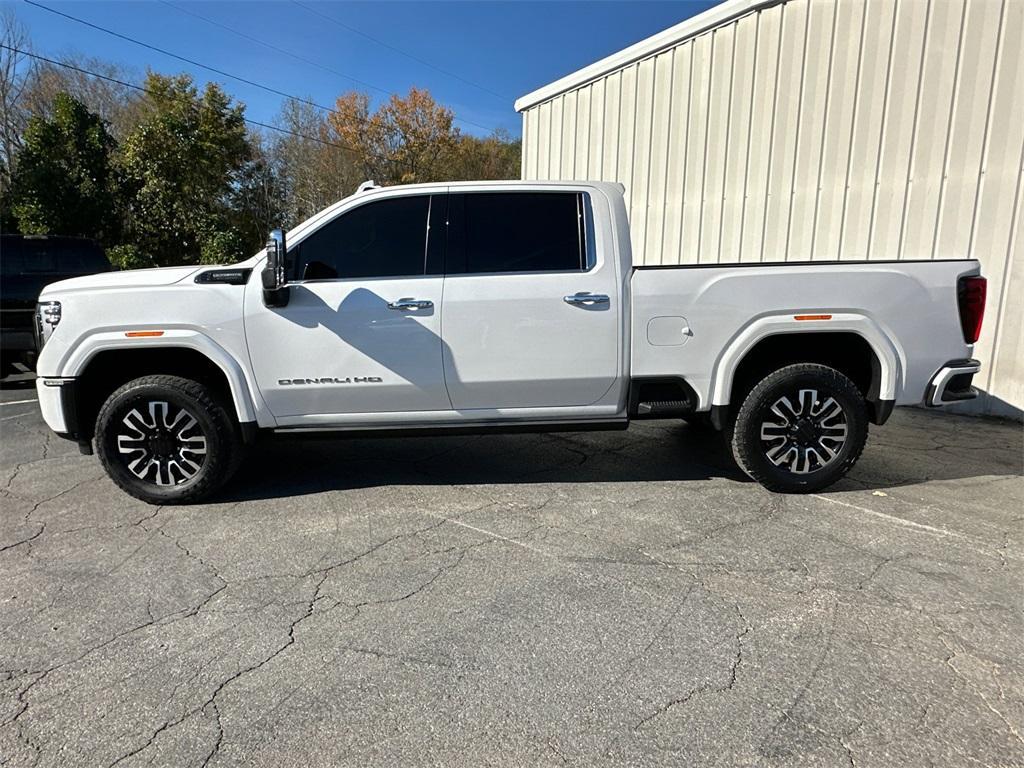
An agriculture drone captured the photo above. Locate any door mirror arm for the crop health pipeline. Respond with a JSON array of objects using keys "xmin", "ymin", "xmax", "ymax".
[{"xmin": 261, "ymin": 229, "xmax": 290, "ymax": 307}]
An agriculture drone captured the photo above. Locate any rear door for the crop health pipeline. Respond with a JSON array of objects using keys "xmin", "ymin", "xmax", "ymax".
[{"xmin": 440, "ymin": 189, "xmax": 620, "ymax": 410}]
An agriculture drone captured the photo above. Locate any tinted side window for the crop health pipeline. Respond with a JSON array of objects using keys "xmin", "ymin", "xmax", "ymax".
[
  {"xmin": 1, "ymin": 239, "xmax": 25, "ymax": 274},
  {"xmin": 19, "ymin": 244, "xmax": 56, "ymax": 273},
  {"xmin": 61, "ymin": 243, "xmax": 110, "ymax": 273},
  {"xmin": 290, "ymin": 195, "xmax": 431, "ymax": 281},
  {"xmin": 446, "ymin": 192, "xmax": 586, "ymax": 274}
]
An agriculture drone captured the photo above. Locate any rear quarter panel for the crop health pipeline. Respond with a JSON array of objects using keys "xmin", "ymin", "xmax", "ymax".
[{"xmin": 630, "ymin": 260, "xmax": 980, "ymax": 408}]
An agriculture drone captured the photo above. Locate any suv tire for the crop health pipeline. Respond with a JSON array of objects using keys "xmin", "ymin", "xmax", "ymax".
[
  {"xmin": 95, "ymin": 375, "xmax": 243, "ymax": 504},
  {"xmin": 730, "ymin": 363, "xmax": 868, "ymax": 493}
]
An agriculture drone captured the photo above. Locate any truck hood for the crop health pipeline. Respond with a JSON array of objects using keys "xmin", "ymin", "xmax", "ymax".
[{"xmin": 39, "ymin": 265, "xmax": 202, "ymax": 296}]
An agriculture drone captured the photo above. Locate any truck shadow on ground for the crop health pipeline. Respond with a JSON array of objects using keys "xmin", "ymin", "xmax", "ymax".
[
  {"xmin": 218, "ymin": 412, "xmax": 1023, "ymax": 501},
  {"xmin": 223, "ymin": 422, "xmax": 747, "ymax": 501}
]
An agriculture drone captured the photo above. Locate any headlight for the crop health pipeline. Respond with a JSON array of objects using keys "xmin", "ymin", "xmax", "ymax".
[{"xmin": 35, "ymin": 301, "xmax": 62, "ymax": 350}]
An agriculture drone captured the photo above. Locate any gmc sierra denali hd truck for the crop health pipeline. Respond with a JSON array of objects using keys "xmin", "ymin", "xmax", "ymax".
[{"xmin": 32, "ymin": 181, "xmax": 986, "ymax": 504}]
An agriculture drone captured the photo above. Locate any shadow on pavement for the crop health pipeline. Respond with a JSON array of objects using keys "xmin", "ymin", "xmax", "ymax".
[
  {"xmin": 217, "ymin": 410, "xmax": 1023, "ymax": 503},
  {"xmin": 221, "ymin": 423, "xmax": 747, "ymax": 502},
  {"xmin": 0, "ymin": 371, "xmax": 36, "ymax": 391}
]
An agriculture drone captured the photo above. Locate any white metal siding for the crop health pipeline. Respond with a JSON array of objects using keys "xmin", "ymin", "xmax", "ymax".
[{"xmin": 520, "ymin": 0, "xmax": 1024, "ymax": 416}]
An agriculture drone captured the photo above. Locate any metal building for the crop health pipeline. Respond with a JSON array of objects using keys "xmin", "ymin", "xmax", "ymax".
[{"xmin": 516, "ymin": 0, "xmax": 1023, "ymax": 418}]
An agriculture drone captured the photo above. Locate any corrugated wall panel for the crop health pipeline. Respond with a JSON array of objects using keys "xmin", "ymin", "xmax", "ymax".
[
  {"xmin": 786, "ymin": 0, "xmax": 836, "ymax": 261},
  {"xmin": 630, "ymin": 58, "xmax": 656, "ymax": 264},
  {"xmin": 868, "ymin": 0, "xmax": 929, "ymax": 260},
  {"xmin": 761, "ymin": 0, "xmax": 807, "ymax": 261},
  {"xmin": 662, "ymin": 46, "xmax": 692, "ymax": 264},
  {"xmin": 933, "ymin": 0, "xmax": 1002, "ymax": 260},
  {"xmin": 968, "ymin": 0, "xmax": 1023, "ymax": 405},
  {"xmin": 601, "ymin": 74, "xmax": 620, "ymax": 181},
  {"xmin": 520, "ymin": 0, "xmax": 1024, "ymax": 415},
  {"xmin": 549, "ymin": 95, "xmax": 564, "ymax": 179},
  {"xmin": 646, "ymin": 51, "xmax": 676, "ymax": 265},
  {"xmin": 839, "ymin": 0, "xmax": 896, "ymax": 261},
  {"xmin": 699, "ymin": 25, "xmax": 736, "ymax": 263},
  {"xmin": 560, "ymin": 90, "xmax": 578, "ymax": 178},
  {"xmin": 617, "ymin": 65, "xmax": 639, "ymax": 238},
  {"xmin": 575, "ymin": 86, "xmax": 592, "ymax": 179},
  {"xmin": 900, "ymin": 0, "xmax": 966, "ymax": 259},
  {"xmin": 587, "ymin": 80, "xmax": 605, "ymax": 178},
  {"xmin": 683, "ymin": 33, "xmax": 713, "ymax": 260},
  {"xmin": 812, "ymin": 0, "xmax": 865, "ymax": 260},
  {"xmin": 719, "ymin": 13, "xmax": 758, "ymax": 264},
  {"xmin": 739, "ymin": 4, "xmax": 782, "ymax": 262}
]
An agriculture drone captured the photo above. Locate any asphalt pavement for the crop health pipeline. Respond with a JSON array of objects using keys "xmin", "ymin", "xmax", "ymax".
[{"xmin": 1, "ymin": 370, "xmax": 1022, "ymax": 767}]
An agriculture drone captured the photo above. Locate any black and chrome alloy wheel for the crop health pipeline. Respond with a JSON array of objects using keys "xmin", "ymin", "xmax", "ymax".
[
  {"xmin": 759, "ymin": 388, "xmax": 848, "ymax": 474},
  {"xmin": 116, "ymin": 400, "xmax": 208, "ymax": 486},
  {"xmin": 730, "ymin": 363, "xmax": 869, "ymax": 493},
  {"xmin": 96, "ymin": 375, "xmax": 243, "ymax": 504}
]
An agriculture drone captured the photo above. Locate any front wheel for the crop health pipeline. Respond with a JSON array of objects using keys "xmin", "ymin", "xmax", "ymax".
[
  {"xmin": 95, "ymin": 375, "xmax": 243, "ymax": 504},
  {"xmin": 730, "ymin": 363, "xmax": 868, "ymax": 493}
]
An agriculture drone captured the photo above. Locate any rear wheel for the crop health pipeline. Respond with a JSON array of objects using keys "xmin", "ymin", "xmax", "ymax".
[
  {"xmin": 95, "ymin": 375, "xmax": 242, "ymax": 504},
  {"xmin": 730, "ymin": 363, "xmax": 868, "ymax": 493}
]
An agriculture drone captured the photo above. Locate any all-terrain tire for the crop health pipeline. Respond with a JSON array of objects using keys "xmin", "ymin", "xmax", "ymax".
[
  {"xmin": 730, "ymin": 363, "xmax": 868, "ymax": 493},
  {"xmin": 95, "ymin": 375, "xmax": 243, "ymax": 504}
]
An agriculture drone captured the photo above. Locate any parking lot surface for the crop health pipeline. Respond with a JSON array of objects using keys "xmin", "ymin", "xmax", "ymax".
[{"xmin": 1, "ymin": 373, "xmax": 1022, "ymax": 767}]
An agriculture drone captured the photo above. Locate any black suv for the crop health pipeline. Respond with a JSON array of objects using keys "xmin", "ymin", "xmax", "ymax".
[{"xmin": 1, "ymin": 235, "xmax": 112, "ymax": 373}]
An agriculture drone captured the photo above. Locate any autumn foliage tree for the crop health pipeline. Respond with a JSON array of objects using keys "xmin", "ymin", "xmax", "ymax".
[{"xmin": 328, "ymin": 87, "xmax": 459, "ymax": 185}]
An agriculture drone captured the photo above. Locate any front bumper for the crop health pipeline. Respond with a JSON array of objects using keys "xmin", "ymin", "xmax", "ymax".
[
  {"xmin": 926, "ymin": 359, "xmax": 981, "ymax": 407},
  {"xmin": 36, "ymin": 377, "xmax": 79, "ymax": 439}
]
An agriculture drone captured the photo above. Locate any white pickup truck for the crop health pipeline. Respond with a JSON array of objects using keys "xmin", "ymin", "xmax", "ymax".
[{"xmin": 33, "ymin": 181, "xmax": 986, "ymax": 504}]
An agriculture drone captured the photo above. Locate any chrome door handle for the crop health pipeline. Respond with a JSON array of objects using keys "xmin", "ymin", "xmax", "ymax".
[
  {"xmin": 563, "ymin": 292, "xmax": 610, "ymax": 306},
  {"xmin": 387, "ymin": 298, "xmax": 433, "ymax": 311}
]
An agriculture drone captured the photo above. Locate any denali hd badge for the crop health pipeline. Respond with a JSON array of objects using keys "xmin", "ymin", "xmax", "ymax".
[{"xmin": 279, "ymin": 377, "xmax": 383, "ymax": 385}]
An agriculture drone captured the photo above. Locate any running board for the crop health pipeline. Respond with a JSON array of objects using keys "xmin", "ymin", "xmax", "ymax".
[
  {"xmin": 636, "ymin": 399, "xmax": 694, "ymax": 417},
  {"xmin": 629, "ymin": 376, "xmax": 698, "ymax": 419},
  {"xmin": 270, "ymin": 419, "xmax": 629, "ymax": 439}
]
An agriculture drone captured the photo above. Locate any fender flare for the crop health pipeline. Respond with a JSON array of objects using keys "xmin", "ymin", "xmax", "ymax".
[
  {"xmin": 60, "ymin": 329, "xmax": 263, "ymax": 424},
  {"xmin": 709, "ymin": 313, "xmax": 904, "ymax": 407}
]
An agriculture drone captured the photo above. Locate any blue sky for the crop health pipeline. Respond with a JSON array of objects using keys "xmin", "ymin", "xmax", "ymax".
[{"xmin": 8, "ymin": 0, "xmax": 716, "ymax": 137}]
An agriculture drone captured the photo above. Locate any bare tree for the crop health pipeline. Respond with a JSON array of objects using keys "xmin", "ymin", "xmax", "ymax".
[
  {"xmin": 271, "ymin": 98, "xmax": 359, "ymax": 227},
  {"xmin": 22, "ymin": 54, "xmax": 140, "ymax": 140},
  {"xmin": 0, "ymin": 8, "xmax": 34, "ymax": 185}
]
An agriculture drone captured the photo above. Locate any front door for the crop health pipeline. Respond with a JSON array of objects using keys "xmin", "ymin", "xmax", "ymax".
[
  {"xmin": 245, "ymin": 193, "xmax": 450, "ymax": 421},
  {"xmin": 440, "ymin": 190, "xmax": 621, "ymax": 411}
]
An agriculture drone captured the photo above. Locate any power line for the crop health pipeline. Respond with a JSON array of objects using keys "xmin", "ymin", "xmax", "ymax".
[
  {"xmin": 159, "ymin": 0, "xmax": 394, "ymax": 99},
  {"xmin": 0, "ymin": 45, "xmax": 358, "ymax": 153},
  {"xmin": 25, "ymin": 0, "xmax": 502, "ymax": 134},
  {"xmin": 289, "ymin": 0, "xmax": 510, "ymax": 102},
  {"xmin": 24, "ymin": 0, "xmax": 341, "ymax": 118}
]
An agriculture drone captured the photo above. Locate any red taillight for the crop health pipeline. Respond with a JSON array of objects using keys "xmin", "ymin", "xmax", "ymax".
[{"xmin": 957, "ymin": 276, "xmax": 986, "ymax": 344}]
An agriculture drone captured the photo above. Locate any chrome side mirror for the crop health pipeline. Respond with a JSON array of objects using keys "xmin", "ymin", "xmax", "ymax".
[{"xmin": 261, "ymin": 229, "xmax": 290, "ymax": 307}]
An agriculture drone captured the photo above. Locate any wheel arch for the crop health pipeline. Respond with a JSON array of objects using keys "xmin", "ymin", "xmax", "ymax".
[
  {"xmin": 64, "ymin": 335, "xmax": 261, "ymax": 443},
  {"xmin": 710, "ymin": 315, "xmax": 902, "ymax": 426}
]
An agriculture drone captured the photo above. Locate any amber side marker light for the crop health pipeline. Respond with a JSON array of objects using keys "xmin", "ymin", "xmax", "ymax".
[
  {"xmin": 794, "ymin": 314, "xmax": 832, "ymax": 321},
  {"xmin": 124, "ymin": 331, "xmax": 165, "ymax": 338}
]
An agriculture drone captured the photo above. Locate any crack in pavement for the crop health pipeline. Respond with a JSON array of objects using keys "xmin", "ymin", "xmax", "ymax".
[
  {"xmin": 0, "ymin": 474, "xmax": 106, "ymax": 556},
  {"xmin": 96, "ymin": 519, "xmax": 462, "ymax": 767},
  {"xmin": 941, "ymin": 639, "xmax": 1024, "ymax": 748},
  {"xmin": 756, "ymin": 599, "xmax": 840, "ymax": 763}
]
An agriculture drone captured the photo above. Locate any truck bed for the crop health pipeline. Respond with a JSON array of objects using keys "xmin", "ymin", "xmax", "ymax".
[{"xmin": 630, "ymin": 259, "xmax": 981, "ymax": 411}]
